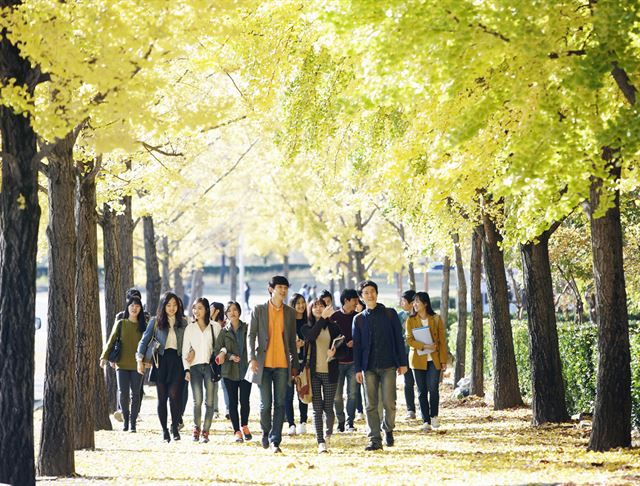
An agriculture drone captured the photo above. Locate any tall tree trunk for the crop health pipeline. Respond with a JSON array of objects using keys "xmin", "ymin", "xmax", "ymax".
[
  {"xmin": 220, "ymin": 252, "xmax": 226, "ymax": 285},
  {"xmin": 453, "ymin": 233, "xmax": 468, "ymax": 385},
  {"xmin": 338, "ymin": 271, "xmax": 346, "ymax": 293},
  {"xmin": 521, "ymin": 228, "xmax": 569, "ymax": 425},
  {"xmin": 74, "ymin": 161, "xmax": 104, "ymax": 449},
  {"xmin": 230, "ymin": 256, "xmax": 238, "ymax": 301},
  {"xmin": 587, "ymin": 157, "xmax": 631, "ymax": 451},
  {"xmin": 117, "ymin": 194, "xmax": 134, "ymax": 293},
  {"xmin": 507, "ymin": 268, "xmax": 523, "ymax": 319},
  {"xmin": 440, "ymin": 256, "xmax": 450, "ymax": 326},
  {"xmin": 38, "ymin": 133, "xmax": 77, "ymax": 476},
  {"xmin": 0, "ymin": 16, "xmax": 40, "ymax": 482},
  {"xmin": 482, "ymin": 212, "xmax": 523, "ymax": 409},
  {"xmin": 143, "ymin": 216, "xmax": 161, "ymax": 316},
  {"xmin": 173, "ymin": 264, "xmax": 185, "ymax": 304},
  {"xmin": 347, "ymin": 250, "xmax": 355, "ymax": 287},
  {"xmin": 102, "ymin": 204, "xmax": 123, "ymax": 412},
  {"xmin": 394, "ymin": 271, "xmax": 402, "ymax": 304},
  {"xmin": 160, "ymin": 236, "xmax": 170, "ymax": 293},
  {"xmin": 423, "ymin": 259, "xmax": 429, "ymax": 292},
  {"xmin": 188, "ymin": 268, "xmax": 204, "ymax": 309},
  {"xmin": 470, "ymin": 226, "xmax": 484, "ymax": 397},
  {"xmin": 283, "ymin": 254, "xmax": 290, "ymax": 279},
  {"xmin": 408, "ymin": 260, "xmax": 416, "ymax": 291}
]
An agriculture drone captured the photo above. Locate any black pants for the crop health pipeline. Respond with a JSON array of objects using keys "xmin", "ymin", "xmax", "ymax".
[
  {"xmin": 116, "ymin": 369, "xmax": 143, "ymax": 425},
  {"xmin": 223, "ymin": 378, "xmax": 252, "ymax": 433},
  {"xmin": 285, "ymin": 382, "xmax": 308, "ymax": 425},
  {"xmin": 404, "ymin": 352, "xmax": 416, "ymax": 413}
]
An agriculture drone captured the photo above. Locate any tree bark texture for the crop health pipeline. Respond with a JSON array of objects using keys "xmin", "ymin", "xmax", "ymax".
[
  {"xmin": 440, "ymin": 256, "xmax": 450, "ymax": 326},
  {"xmin": 188, "ymin": 268, "xmax": 204, "ymax": 310},
  {"xmin": 38, "ymin": 133, "xmax": 77, "ymax": 476},
  {"xmin": 160, "ymin": 236, "xmax": 170, "ymax": 293},
  {"xmin": 521, "ymin": 230, "xmax": 569, "ymax": 425},
  {"xmin": 74, "ymin": 163, "xmax": 103, "ymax": 448},
  {"xmin": 230, "ymin": 256, "xmax": 238, "ymax": 301},
  {"xmin": 470, "ymin": 226, "xmax": 484, "ymax": 397},
  {"xmin": 143, "ymin": 216, "xmax": 161, "ymax": 316},
  {"xmin": 482, "ymin": 213, "xmax": 523, "ymax": 409},
  {"xmin": 220, "ymin": 252, "xmax": 226, "ymax": 285},
  {"xmin": 117, "ymin": 194, "xmax": 134, "ymax": 293},
  {"xmin": 102, "ymin": 204, "xmax": 123, "ymax": 412},
  {"xmin": 0, "ymin": 10, "xmax": 41, "ymax": 481},
  {"xmin": 173, "ymin": 264, "xmax": 185, "ymax": 304},
  {"xmin": 283, "ymin": 254, "xmax": 290, "ymax": 279},
  {"xmin": 407, "ymin": 260, "xmax": 416, "ymax": 291},
  {"xmin": 587, "ymin": 162, "xmax": 631, "ymax": 451},
  {"xmin": 453, "ymin": 233, "xmax": 468, "ymax": 385}
]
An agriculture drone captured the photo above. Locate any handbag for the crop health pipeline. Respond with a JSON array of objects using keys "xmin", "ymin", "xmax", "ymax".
[
  {"xmin": 142, "ymin": 322, "xmax": 161, "ymax": 368},
  {"xmin": 209, "ymin": 325, "xmax": 222, "ymax": 382},
  {"xmin": 107, "ymin": 321, "xmax": 123, "ymax": 363},
  {"xmin": 295, "ymin": 343, "xmax": 313, "ymax": 404}
]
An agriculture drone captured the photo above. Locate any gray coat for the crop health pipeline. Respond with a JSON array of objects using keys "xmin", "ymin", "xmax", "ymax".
[{"xmin": 246, "ymin": 301, "xmax": 300, "ymax": 384}]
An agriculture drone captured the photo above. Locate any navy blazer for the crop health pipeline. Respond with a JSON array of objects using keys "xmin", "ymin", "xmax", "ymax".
[{"xmin": 352, "ymin": 303, "xmax": 408, "ymax": 372}]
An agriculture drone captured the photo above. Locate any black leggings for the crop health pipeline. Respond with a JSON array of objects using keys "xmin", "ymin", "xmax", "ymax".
[
  {"xmin": 156, "ymin": 380, "xmax": 183, "ymax": 430},
  {"xmin": 223, "ymin": 378, "xmax": 252, "ymax": 432}
]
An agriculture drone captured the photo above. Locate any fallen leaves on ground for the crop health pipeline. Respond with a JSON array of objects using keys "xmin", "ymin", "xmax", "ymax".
[{"xmin": 33, "ymin": 384, "xmax": 640, "ymax": 485}]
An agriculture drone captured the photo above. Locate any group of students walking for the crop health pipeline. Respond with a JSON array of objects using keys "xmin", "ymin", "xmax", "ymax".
[{"xmin": 101, "ymin": 275, "xmax": 447, "ymax": 454}]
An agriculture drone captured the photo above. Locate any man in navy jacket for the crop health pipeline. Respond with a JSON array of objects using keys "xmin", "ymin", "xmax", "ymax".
[{"xmin": 352, "ymin": 280, "xmax": 408, "ymax": 451}]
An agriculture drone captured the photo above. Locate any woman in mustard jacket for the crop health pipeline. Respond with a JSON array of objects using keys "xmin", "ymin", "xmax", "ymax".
[{"xmin": 405, "ymin": 291, "xmax": 447, "ymax": 431}]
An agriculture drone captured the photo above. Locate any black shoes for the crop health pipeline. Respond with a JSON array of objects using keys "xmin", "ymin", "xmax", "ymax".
[
  {"xmin": 171, "ymin": 424, "xmax": 181, "ymax": 441},
  {"xmin": 261, "ymin": 436, "xmax": 269, "ymax": 449},
  {"xmin": 163, "ymin": 428, "xmax": 171, "ymax": 443},
  {"xmin": 130, "ymin": 421, "xmax": 137, "ymax": 433},
  {"xmin": 365, "ymin": 442, "xmax": 383, "ymax": 451},
  {"xmin": 337, "ymin": 421, "xmax": 345, "ymax": 432},
  {"xmin": 385, "ymin": 430, "xmax": 394, "ymax": 446}
]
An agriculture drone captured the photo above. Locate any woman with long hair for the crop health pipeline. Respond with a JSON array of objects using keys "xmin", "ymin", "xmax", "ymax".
[
  {"xmin": 137, "ymin": 291, "xmax": 187, "ymax": 442},
  {"xmin": 285, "ymin": 293, "xmax": 309, "ymax": 435},
  {"xmin": 214, "ymin": 301, "xmax": 253, "ymax": 442},
  {"xmin": 405, "ymin": 291, "xmax": 447, "ymax": 431},
  {"xmin": 182, "ymin": 297, "xmax": 216, "ymax": 443},
  {"xmin": 302, "ymin": 298, "xmax": 345, "ymax": 453},
  {"xmin": 101, "ymin": 295, "xmax": 147, "ymax": 432}
]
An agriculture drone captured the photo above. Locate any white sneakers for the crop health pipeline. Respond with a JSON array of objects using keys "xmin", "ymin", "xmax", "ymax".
[
  {"xmin": 405, "ymin": 411, "xmax": 416, "ymax": 420},
  {"xmin": 288, "ymin": 425, "xmax": 297, "ymax": 436},
  {"xmin": 355, "ymin": 412, "xmax": 365, "ymax": 421},
  {"xmin": 420, "ymin": 422, "xmax": 432, "ymax": 431},
  {"xmin": 431, "ymin": 417, "xmax": 440, "ymax": 429},
  {"xmin": 297, "ymin": 422, "xmax": 307, "ymax": 435},
  {"xmin": 318, "ymin": 442, "xmax": 328, "ymax": 454}
]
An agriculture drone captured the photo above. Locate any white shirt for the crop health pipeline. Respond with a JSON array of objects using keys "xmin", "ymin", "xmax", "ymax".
[
  {"xmin": 421, "ymin": 319, "xmax": 433, "ymax": 362},
  {"xmin": 182, "ymin": 321, "xmax": 222, "ymax": 369},
  {"xmin": 166, "ymin": 316, "xmax": 178, "ymax": 350}
]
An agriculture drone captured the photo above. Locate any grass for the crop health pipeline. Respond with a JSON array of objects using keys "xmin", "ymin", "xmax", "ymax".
[{"xmin": 34, "ymin": 379, "xmax": 640, "ymax": 485}]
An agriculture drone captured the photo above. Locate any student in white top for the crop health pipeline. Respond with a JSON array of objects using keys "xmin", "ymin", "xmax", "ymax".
[{"xmin": 183, "ymin": 297, "xmax": 218, "ymax": 443}]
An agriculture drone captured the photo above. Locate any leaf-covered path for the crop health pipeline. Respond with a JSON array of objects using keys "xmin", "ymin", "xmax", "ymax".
[{"xmin": 35, "ymin": 384, "xmax": 640, "ymax": 485}]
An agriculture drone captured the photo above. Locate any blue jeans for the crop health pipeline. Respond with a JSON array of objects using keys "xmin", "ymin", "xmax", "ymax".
[
  {"xmin": 413, "ymin": 362, "xmax": 441, "ymax": 423},
  {"xmin": 334, "ymin": 362, "xmax": 357, "ymax": 425},
  {"xmin": 259, "ymin": 367, "xmax": 289, "ymax": 446},
  {"xmin": 363, "ymin": 367, "xmax": 397, "ymax": 445},
  {"xmin": 189, "ymin": 364, "xmax": 215, "ymax": 432}
]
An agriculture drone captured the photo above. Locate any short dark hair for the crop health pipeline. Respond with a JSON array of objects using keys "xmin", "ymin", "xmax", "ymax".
[
  {"xmin": 340, "ymin": 289, "xmax": 359, "ymax": 305},
  {"xmin": 268, "ymin": 275, "xmax": 290, "ymax": 289},
  {"xmin": 319, "ymin": 289, "xmax": 333, "ymax": 303},
  {"xmin": 126, "ymin": 287, "xmax": 141, "ymax": 300},
  {"xmin": 124, "ymin": 295, "xmax": 147, "ymax": 333},
  {"xmin": 401, "ymin": 290, "xmax": 416, "ymax": 303},
  {"xmin": 357, "ymin": 280, "xmax": 378, "ymax": 296}
]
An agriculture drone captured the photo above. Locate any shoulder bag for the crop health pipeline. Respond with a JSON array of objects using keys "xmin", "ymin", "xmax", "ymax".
[
  {"xmin": 209, "ymin": 325, "xmax": 222, "ymax": 382},
  {"xmin": 142, "ymin": 321, "xmax": 161, "ymax": 368},
  {"xmin": 107, "ymin": 321, "xmax": 123, "ymax": 363},
  {"xmin": 295, "ymin": 343, "xmax": 313, "ymax": 404}
]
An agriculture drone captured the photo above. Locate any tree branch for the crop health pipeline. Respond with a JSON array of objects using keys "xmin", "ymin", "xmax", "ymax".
[{"xmin": 611, "ymin": 62, "xmax": 637, "ymax": 106}]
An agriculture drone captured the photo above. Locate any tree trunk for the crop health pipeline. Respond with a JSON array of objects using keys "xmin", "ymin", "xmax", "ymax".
[
  {"xmin": 38, "ymin": 132, "xmax": 77, "ymax": 476},
  {"xmin": 482, "ymin": 212, "xmax": 523, "ymax": 409},
  {"xmin": 0, "ymin": 18, "xmax": 40, "ymax": 482},
  {"xmin": 347, "ymin": 250, "xmax": 355, "ymax": 287},
  {"xmin": 143, "ymin": 216, "xmax": 161, "ymax": 316},
  {"xmin": 230, "ymin": 256, "xmax": 238, "ymax": 301},
  {"xmin": 507, "ymin": 268, "xmax": 523, "ymax": 319},
  {"xmin": 453, "ymin": 233, "xmax": 468, "ymax": 385},
  {"xmin": 117, "ymin": 194, "xmax": 134, "ymax": 293},
  {"xmin": 470, "ymin": 226, "xmax": 484, "ymax": 397},
  {"xmin": 423, "ymin": 260, "xmax": 429, "ymax": 293},
  {"xmin": 74, "ymin": 161, "xmax": 104, "ymax": 449},
  {"xmin": 188, "ymin": 268, "xmax": 204, "ymax": 309},
  {"xmin": 394, "ymin": 271, "xmax": 402, "ymax": 305},
  {"xmin": 440, "ymin": 256, "xmax": 450, "ymax": 326},
  {"xmin": 521, "ymin": 229, "xmax": 569, "ymax": 425},
  {"xmin": 220, "ymin": 252, "xmax": 226, "ymax": 285},
  {"xmin": 102, "ymin": 204, "xmax": 123, "ymax": 412},
  {"xmin": 408, "ymin": 260, "xmax": 416, "ymax": 291},
  {"xmin": 160, "ymin": 236, "xmax": 170, "ymax": 293},
  {"xmin": 586, "ymin": 159, "xmax": 631, "ymax": 451},
  {"xmin": 173, "ymin": 264, "xmax": 185, "ymax": 304},
  {"xmin": 283, "ymin": 254, "xmax": 290, "ymax": 279}
]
